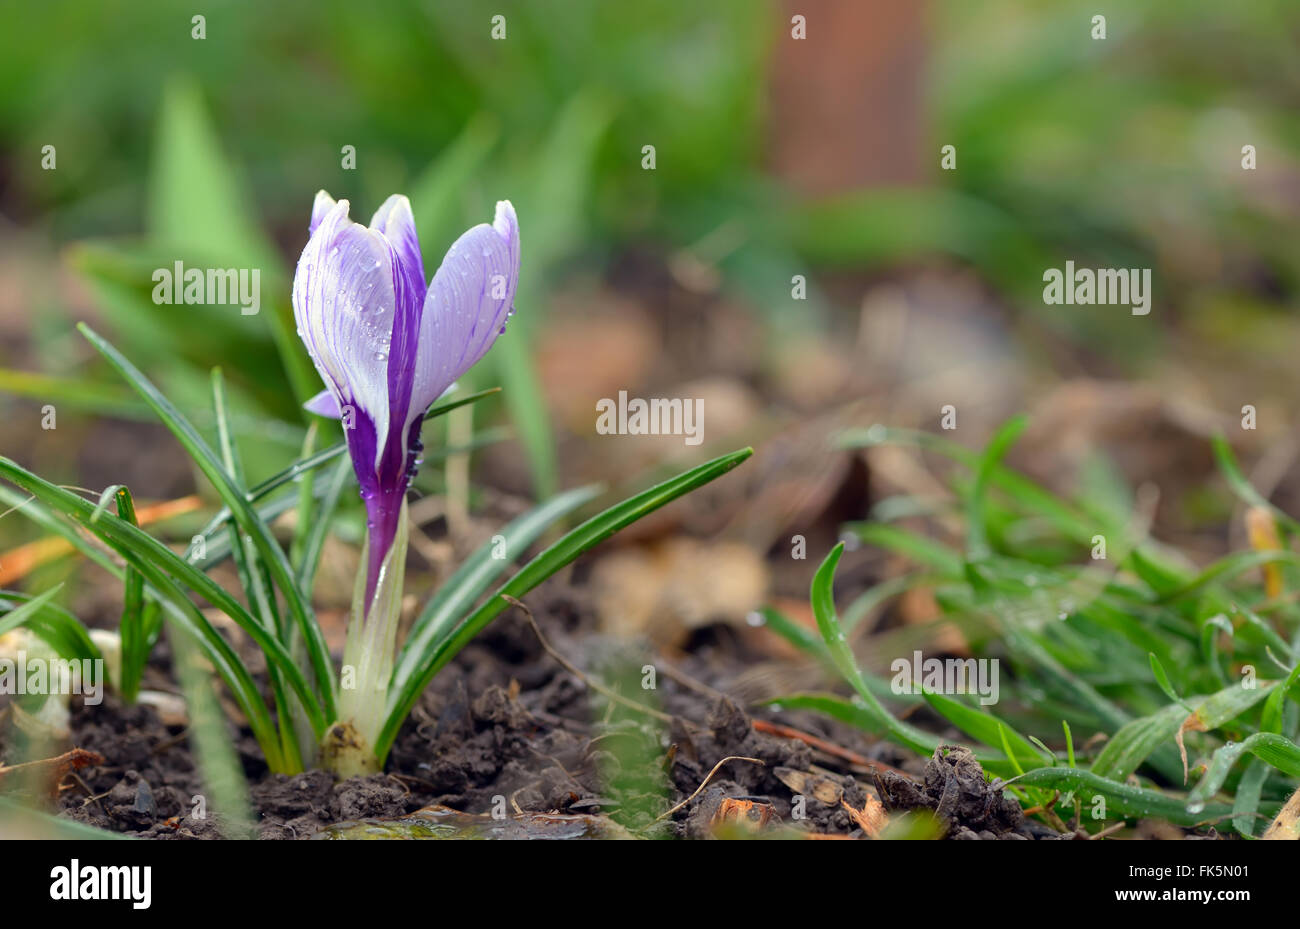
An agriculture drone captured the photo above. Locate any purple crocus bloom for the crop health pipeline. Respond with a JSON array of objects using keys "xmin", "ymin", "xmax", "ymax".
[{"xmin": 292, "ymin": 192, "xmax": 519, "ymax": 604}]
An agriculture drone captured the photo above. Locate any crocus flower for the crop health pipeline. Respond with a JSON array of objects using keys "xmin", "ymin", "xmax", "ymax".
[{"xmin": 293, "ymin": 192, "xmax": 519, "ymax": 606}]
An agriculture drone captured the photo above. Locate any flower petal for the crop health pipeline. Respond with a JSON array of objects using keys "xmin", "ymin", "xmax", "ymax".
[
  {"xmin": 303, "ymin": 388, "xmax": 342, "ymax": 418},
  {"xmin": 369, "ymin": 194, "xmax": 426, "ymax": 303},
  {"xmin": 291, "ymin": 197, "xmax": 397, "ymax": 471},
  {"xmin": 410, "ymin": 200, "xmax": 520, "ymax": 416},
  {"xmin": 309, "ymin": 190, "xmax": 338, "ymax": 236}
]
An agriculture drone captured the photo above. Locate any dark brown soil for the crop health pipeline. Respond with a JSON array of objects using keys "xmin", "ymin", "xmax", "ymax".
[
  {"xmin": 874, "ymin": 745, "xmax": 1060, "ymax": 840},
  {"xmin": 3, "ymin": 571, "xmax": 1022, "ymax": 840}
]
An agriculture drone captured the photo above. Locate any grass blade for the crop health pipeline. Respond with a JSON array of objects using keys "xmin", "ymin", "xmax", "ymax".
[
  {"xmin": 809, "ymin": 543, "xmax": 948, "ymax": 757},
  {"xmin": 112, "ymin": 487, "xmax": 147, "ymax": 701},
  {"xmin": 78, "ymin": 322, "xmax": 336, "ymax": 720},
  {"xmin": 0, "ymin": 456, "xmax": 321, "ymax": 749},
  {"xmin": 1013, "ymin": 767, "xmax": 1233, "ymax": 826},
  {"xmin": 1186, "ymin": 732, "xmax": 1300, "ymax": 812}
]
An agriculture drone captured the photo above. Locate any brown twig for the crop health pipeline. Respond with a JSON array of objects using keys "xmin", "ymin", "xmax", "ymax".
[
  {"xmin": 649, "ymin": 755, "xmax": 765, "ymax": 826},
  {"xmin": 751, "ymin": 718, "xmax": 914, "ymax": 779},
  {"xmin": 1089, "ymin": 822, "xmax": 1126, "ymax": 840}
]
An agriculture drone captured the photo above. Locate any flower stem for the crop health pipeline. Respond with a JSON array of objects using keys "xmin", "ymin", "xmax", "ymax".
[{"xmin": 322, "ymin": 500, "xmax": 408, "ymax": 776}]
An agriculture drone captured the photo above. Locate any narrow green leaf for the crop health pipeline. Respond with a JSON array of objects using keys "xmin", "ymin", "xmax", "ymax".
[
  {"xmin": 191, "ymin": 386, "xmax": 501, "ymax": 550},
  {"xmin": 0, "ymin": 587, "xmax": 65, "ymax": 639},
  {"xmin": 809, "ymin": 543, "xmax": 948, "ymax": 757},
  {"xmin": 0, "ymin": 797, "xmax": 129, "ymax": 839},
  {"xmin": 392, "ymin": 484, "xmax": 603, "ymax": 692},
  {"xmin": 1013, "ymin": 767, "xmax": 1232, "ymax": 827},
  {"xmin": 966, "ymin": 415, "xmax": 1029, "ymax": 562},
  {"xmin": 1212, "ymin": 435, "xmax": 1300, "ymax": 535},
  {"xmin": 295, "ymin": 457, "xmax": 351, "ymax": 596},
  {"xmin": 767, "ymin": 692, "xmax": 1021, "ymax": 777},
  {"xmin": 1232, "ymin": 758, "xmax": 1271, "ymax": 837},
  {"xmin": 1149, "ymin": 653, "xmax": 1191, "ymax": 712},
  {"xmin": 843, "ymin": 523, "xmax": 964, "ymax": 576},
  {"xmin": 0, "ymin": 588, "xmax": 99, "ymax": 663},
  {"xmin": 921, "ymin": 690, "xmax": 1050, "ymax": 768},
  {"xmin": 755, "ymin": 606, "xmax": 829, "ymax": 662},
  {"xmin": 113, "ymin": 487, "xmax": 147, "ymax": 702},
  {"xmin": 78, "ymin": 323, "xmax": 336, "ymax": 720},
  {"xmin": 1186, "ymin": 732, "xmax": 1300, "ymax": 811},
  {"xmin": 377, "ymin": 448, "xmax": 753, "ymax": 762},
  {"xmin": 1261, "ymin": 657, "xmax": 1300, "ymax": 735},
  {"xmin": 0, "ymin": 456, "xmax": 320, "ymax": 751},
  {"xmin": 1092, "ymin": 680, "xmax": 1276, "ymax": 782}
]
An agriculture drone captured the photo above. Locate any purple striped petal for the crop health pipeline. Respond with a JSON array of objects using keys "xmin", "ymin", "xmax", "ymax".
[
  {"xmin": 309, "ymin": 190, "xmax": 338, "ymax": 236},
  {"xmin": 410, "ymin": 200, "xmax": 520, "ymax": 417},
  {"xmin": 369, "ymin": 196, "xmax": 427, "ymax": 585},
  {"xmin": 292, "ymin": 198, "xmax": 396, "ymax": 458},
  {"xmin": 304, "ymin": 388, "xmax": 342, "ymax": 418},
  {"xmin": 369, "ymin": 195, "xmax": 426, "ymax": 305},
  {"xmin": 292, "ymin": 197, "xmax": 409, "ymax": 600}
]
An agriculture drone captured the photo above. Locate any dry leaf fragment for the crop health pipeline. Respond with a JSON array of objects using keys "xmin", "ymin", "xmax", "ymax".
[
  {"xmin": 1175, "ymin": 712, "xmax": 1208, "ymax": 784},
  {"xmin": 1263, "ymin": 787, "xmax": 1300, "ymax": 840},
  {"xmin": 774, "ymin": 766, "xmax": 843, "ymax": 805},
  {"xmin": 0, "ymin": 747, "xmax": 104, "ymax": 796},
  {"xmin": 841, "ymin": 794, "xmax": 889, "ymax": 839},
  {"xmin": 1246, "ymin": 507, "xmax": 1284, "ymax": 600}
]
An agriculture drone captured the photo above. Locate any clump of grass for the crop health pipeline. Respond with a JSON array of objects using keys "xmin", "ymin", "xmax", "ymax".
[
  {"xmin": 761, "ymin": 417, "xmax": 1300, "ymax": 836},
  {"xmin": 0, "ymin": 326, "xmax": 751, "ymax": 783}
]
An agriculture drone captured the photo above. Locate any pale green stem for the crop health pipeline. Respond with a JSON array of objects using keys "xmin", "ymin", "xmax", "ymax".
[{"xmin": 322, "ymin": 499, "xmax": 408, "ymax": 777}]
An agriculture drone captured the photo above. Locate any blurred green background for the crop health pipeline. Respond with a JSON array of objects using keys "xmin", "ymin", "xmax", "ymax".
[{"xmin": 2, "ymin": 0, "xmax": 1298, "ymax": 565}]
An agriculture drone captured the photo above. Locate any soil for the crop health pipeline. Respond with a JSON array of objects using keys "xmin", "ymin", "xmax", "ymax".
[{"xmin": 0, "ymin": 572, "xmax": 1051, "ymax": 840}]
